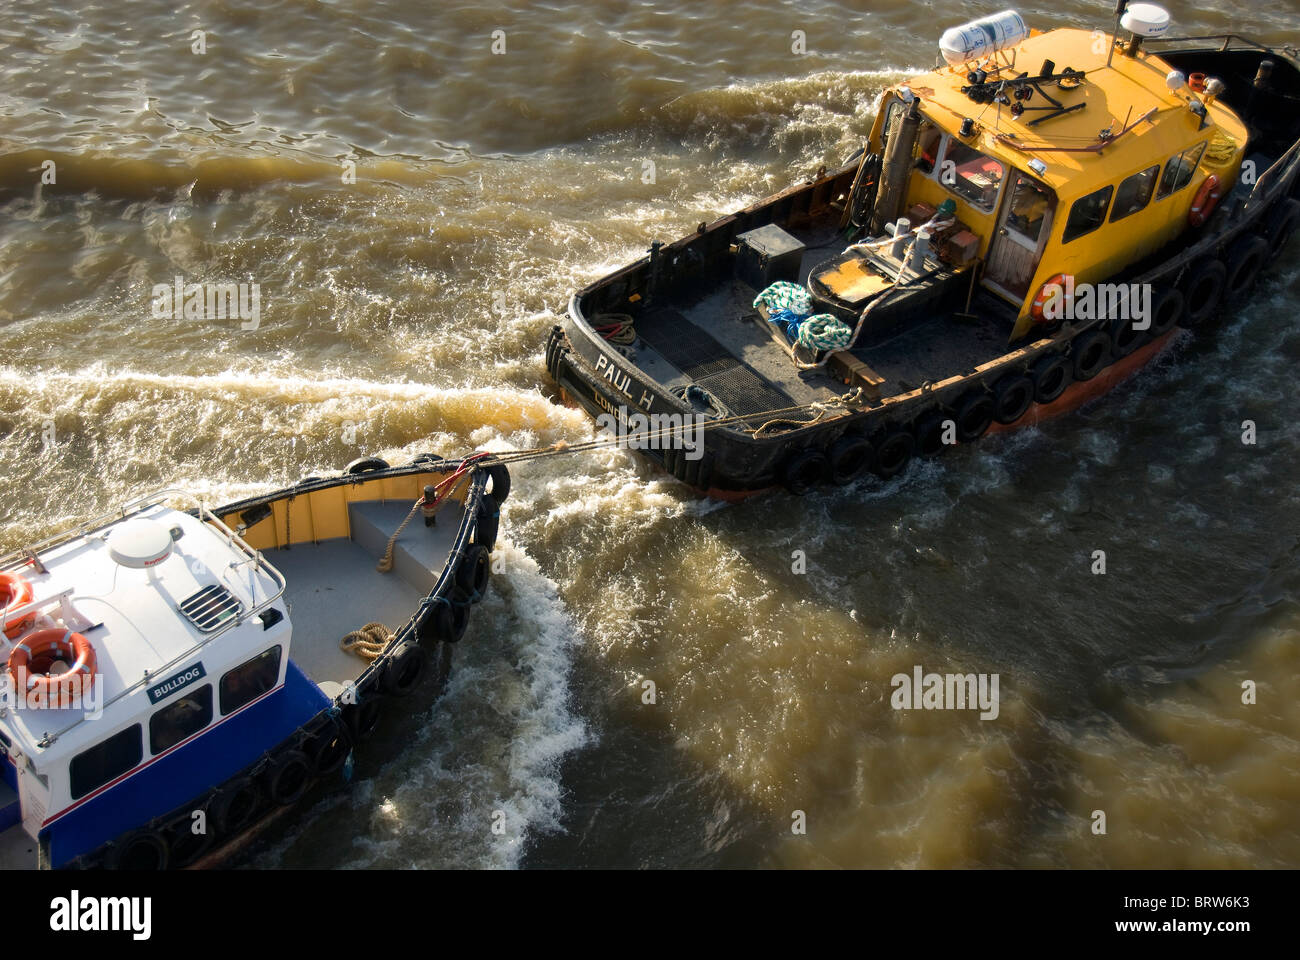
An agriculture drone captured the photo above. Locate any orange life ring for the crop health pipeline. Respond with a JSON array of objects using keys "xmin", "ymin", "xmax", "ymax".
[
  {"xmin": 8, "ymin": 629, "xmax": 98, "ymax": 709},
  {"xmin": 1189, "ymin": 174, "xmax": 1221, "ymax": 227},
  {"xmin": 0, "ymin": 571, "xmax": 34, "ymax": 640},
  {"xmin": 1030, "ymin": 273, "xmax": 1071, "ymax": 322}
]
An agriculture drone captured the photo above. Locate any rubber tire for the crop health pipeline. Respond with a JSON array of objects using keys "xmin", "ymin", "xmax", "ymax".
[
  {"xmin": 1182, "ymin": 259, "xmax": 1226, "ymax": 326},
  {"xmin": 1109, "ymin": 312, "xmax": 1143, "ymax": 358},
  {"xmin": 303, "ymin": 718, "xmax": 352, "ymax": 776},
  {"xmin": 1031, "ymin": 353, "xmax": 1070, "ymax": 404},
  {"xmin": 993, "ymin": 373, "xmax": 1034, "ymax": 425},
  {"xmin": 166, "ymin": 812, "xmax": 213, "ymax": 869},
  {"xmin": 1224, "ymin": 235, "xmax": 1270, "ymax": 304},
  {"xmin": 1266, "ymin": 198, "xmax": 1300, "ymax": 260},
  {"xmin": 954, "ymin": 391, "xmax": 995, "ymax": 443},
  {"xmin": 412, "ymin": 452, "xmax": 443, "ymax": 466},
  {"xmin": 1071, "ymin": 330, "xmax": 1111, "ymax": 381},
  {"xmin": 345, "ymin": 456, "xmax": 389, "ymax": 475},
  {"xmin": 211, "ymin": 779, "xmax": 261, "ymax": 836},
  {"xmin": 475, "ymin": 502, "xmax": 500, "ymax": 550},
  {"xmin": 344, "ymin": 695, "xmax": 384, "ymax": 742},
  {"xmin": 482, "ymin": 460, "xmax": 511, "ymax": 506},
  {"xmin": 456, "ymin": 543, "xmax": 491, "ymax": 601},
  {"xmin": 382, "ymin": 641, "xmax": 427, "ymax": 698},
  {"xmin": 106, "ymin": 829, "xmax": 170, "ymax": 871},
  {"xmin": 1148, "ymin": 284, "xmax": 1184, "ymax": 337},
  {"xmin": 871, "ymin": 429, "xmax": 914, "ymax": 479},
  {"xmin": 266, "ymin": 750, "xmax": 312, "ymax": 806},
  {"xmin": 421, "ymin": 598, "xmax": 469, "ymax": 646},
  {"xmin": 827, "ymin": 435, "xmax": 874, "ymax": 485},
  {"xmin": 913, "ymin": 410, "xmax": 950, "ymax": 457},
  {"xmin": 781, "ymin": 449, "xmax": 827, "ymax": 495}
]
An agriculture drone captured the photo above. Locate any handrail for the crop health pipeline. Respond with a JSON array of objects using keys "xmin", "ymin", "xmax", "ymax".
[{"xmin": 1, "ymin": 490, "xmax": 288, "ymax": 751}]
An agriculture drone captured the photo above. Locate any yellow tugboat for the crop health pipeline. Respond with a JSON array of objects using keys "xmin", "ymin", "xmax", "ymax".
[{"xmin": 546, "ymin": 3, "xmax": 1300, "ymax": 495}]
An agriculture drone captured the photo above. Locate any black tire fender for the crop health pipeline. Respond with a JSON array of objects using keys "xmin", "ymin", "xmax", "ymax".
[
  {"xmin": 1148, "ymin": 284, "xmax": 1184, "ymax": 337},
  {"xmin": 344, "ymin": 695, "xmax": 384, "ymax": 742},
  {"xmin": 1031, "ymin": 353, "xmax": 1070, "ymax": 404},
  {"xmin": 345, "ymin": 456, "xmax": 390, "ymax": 475},
  {"xmin": 106, "ymin": 828, "xmax": 170, "ymax": 871},
  {"xmin": 913, "ymin": 409, "xmax": 949, "ymax": 457},
  {"xmin": 871, "ymin": 428, "xmax": 914, "ymax": 479},
  {"xmin": 953, "ymin": 391, "xmax": 995, "ymax": 443},
  {"xmin": 1224, "ymin": 234, "xmax": 1270, "ymax": 304},
  {"xmin": 992, "ymin": 373, "xmax": 1034, "ymax": 425},
  {"xmin": 382, "ymin": 641, "xmax": 427, "ymax": 698},
  {"xmin": 455, "ymin": 543, "xmax": 491, "ymax": 601},
  {"xmin": 780, "ymin": 449, "xmax": 827, "ymax": 495},
  {"xmin": 266, "ymin": 750, "xmax": 312, "ymax": 806},
  {"xmin": 480, "ymin": 459, "xmax": 511, "ymax": 506},
  {"xmin": 303, "ymin": 717, "xmax": 352, "ymax": 776},
  {"xmin": 475, "ymin": 501, "xmax": 500, "ymax": 550},
  {"xmin": 1182, "ymin": 259, "xmax": 1226, "ymax": 326},
  {"xmin": 1265, "ymin": 198, "xmax": 1300, "ymax": 259},
  {"xmin": 1071, "ymin": 329, "xmax": 1111, "ymax": 381},
  {"xmin": 827, "ymin": 434, "xmax": 874, "ymax": 485},
  {"xmin": 210, "ymin": 778, "xmax": 261, "ymax": 836}
]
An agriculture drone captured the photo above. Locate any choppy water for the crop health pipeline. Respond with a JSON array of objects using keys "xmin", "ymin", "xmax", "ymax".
[{"xmin": 2, "ymin": 0, "xmax": 1298, "ymax": 868}]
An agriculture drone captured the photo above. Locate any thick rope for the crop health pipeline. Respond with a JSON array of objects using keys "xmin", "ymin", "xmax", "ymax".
[
  {"xmin": 593, "ymin": 314, "xmax": 637, "ymax": 345},
  {"xmin": 340, "ymin": 621, "xmax": 392, "ymax": 661},
  {"xmin": 375, "ymin": 468, "xmax": 471, "ymax": 573}
]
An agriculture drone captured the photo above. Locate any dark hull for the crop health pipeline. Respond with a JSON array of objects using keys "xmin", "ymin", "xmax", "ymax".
[
  {"xmin": 55, "ymin": 458, "xmax": 505, "ymax": 869},
  {"xmin": 547, "ymin": 38, "xmax": 1300, "ymax": 496}
]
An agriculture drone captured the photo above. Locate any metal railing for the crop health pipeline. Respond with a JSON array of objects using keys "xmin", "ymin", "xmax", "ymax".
[{"xmin": 2, "ymin": 489, "xmax": 287, "ymax": 750}]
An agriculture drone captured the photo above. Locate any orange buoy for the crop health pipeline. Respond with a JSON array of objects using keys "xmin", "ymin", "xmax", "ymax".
[
  {"xmin": 8, "ymin": 628, "xmax": 98, "ymax": 709},
  {"xmin": 1189, "ymin": 174, "xmax": 1221, "ymax": 227},
  {"xmin": 1030, "ymin": 273, "xmax": 1071, "ymax": 322},
  {"xmin": 0, "ymin": 571, "xmax": 34, "ymax": 640}
]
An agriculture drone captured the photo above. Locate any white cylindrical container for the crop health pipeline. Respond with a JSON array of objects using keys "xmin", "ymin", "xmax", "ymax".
[{"xmin": 939, "ymin": 10, "xmax": 1030, "ymax": 66}]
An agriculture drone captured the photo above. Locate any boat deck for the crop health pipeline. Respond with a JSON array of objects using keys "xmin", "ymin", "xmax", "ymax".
[
  {"xmin": 629, "ymin": 222, "xmax": 1015, "ymax": 419},
  {"xmin": 269, "ymin": 500, "xmax": 464, "ymax": 689}
]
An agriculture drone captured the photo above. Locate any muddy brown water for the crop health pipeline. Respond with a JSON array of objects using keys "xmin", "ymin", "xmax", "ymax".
[{"xmin": 1, "ymin": 0, "xmax": 1297, "ymax": 867}]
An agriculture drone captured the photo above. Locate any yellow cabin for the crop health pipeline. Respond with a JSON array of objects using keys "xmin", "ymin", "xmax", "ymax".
[{"xmin": 864, "ymin": 24, "xmax": 1248, "ymax": 338}]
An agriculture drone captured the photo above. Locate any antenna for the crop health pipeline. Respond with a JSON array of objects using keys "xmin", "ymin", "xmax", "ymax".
[{"xmin": 1106, "ymin": 0, "xmax": 1128, "ymax": 68}]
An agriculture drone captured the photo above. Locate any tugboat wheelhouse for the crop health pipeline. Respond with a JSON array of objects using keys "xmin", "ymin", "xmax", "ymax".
[{"xmin": 546, "ymin": 3, "xmax": 1300, "ymax": 496}]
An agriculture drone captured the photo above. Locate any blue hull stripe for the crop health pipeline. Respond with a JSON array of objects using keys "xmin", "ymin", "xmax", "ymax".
[{"xmin": 45, "ymin": 659, "xmax": 329, "ymax": 867}]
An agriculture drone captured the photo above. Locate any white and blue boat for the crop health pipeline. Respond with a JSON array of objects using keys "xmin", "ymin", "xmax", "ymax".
[{"xmin": 0, "ymin": 454, "xmax": 507, "ymax": 869}]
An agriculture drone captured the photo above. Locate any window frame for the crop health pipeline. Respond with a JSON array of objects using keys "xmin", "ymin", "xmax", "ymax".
[
  {"xmin": 219, "ymin": 646, "xmax": 283, "ymax": 716},
  {"xmin": 1109, "ymin": 165, "xmax": 1160, "ymax": 223},
  {"xmin": 149, "ymin": 683, "xmax": 214, "ymax": 755},
  {"xmin": 937, "ymin": 138, "xmax": 1006, "ymax": 213},
  {"xmin": 69, "ymin": 725, "xmax": 143, "ymax": 800},
  {"xmin": 1157, "ymin": 142, "xmax": 1208, "ymax": 200},
  {"xmin": 1063, "ymin": 184, "xmax": 1115, "ymax": 244}
]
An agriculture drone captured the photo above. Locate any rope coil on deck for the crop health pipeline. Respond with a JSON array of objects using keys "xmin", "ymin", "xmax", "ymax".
[{"xmin": 340, "ymin": 621, "xmax": 393, "ymax": 661}]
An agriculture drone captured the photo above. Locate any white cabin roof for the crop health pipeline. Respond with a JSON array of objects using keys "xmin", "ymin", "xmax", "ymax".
[{"xmin": 1, "ymin": 497, "xmax": 286, "ymax": 765}]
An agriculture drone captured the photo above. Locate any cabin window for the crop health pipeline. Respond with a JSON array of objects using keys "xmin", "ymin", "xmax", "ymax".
[
  {"xmin": 150, "ymin": 685, "xmax": 214, "ymax": 754},
  {"xmin": 1063, "ymin": 185, "xmax": 1114, "ymax": 243},
  {"xmin": 915, "ymin": 121, "xmax": 944, "ymax": 175},
  {"xmin": 879, "ymin": 99, "xmax": 904, "ymax": 151},
  {"xmin": 1004, "ymin": 174, "xmax": 1055, "ymax": 244},
  {"xmin": 1111, "ymin": 166, "xmax": 1159, "ymax": 221},
  {"xmin": 939, "ymin": 139, "xmax": 1004, "ymax": 212},
  {"xmin": 69, "ymin": 725, "xmax": 143, "ymax": 800},
  {"xmin": 219, "ymin": 646, "xmax": 282, "ymax": 714},
  {"xmin": 1157, "ymin": 142, "xmax": 1208, "ymax": 199}
]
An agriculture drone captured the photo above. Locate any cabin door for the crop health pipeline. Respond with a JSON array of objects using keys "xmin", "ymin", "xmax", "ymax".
[{"xmin": 983, "ymin": 173, "xmax": 1056, "ymax": 303}]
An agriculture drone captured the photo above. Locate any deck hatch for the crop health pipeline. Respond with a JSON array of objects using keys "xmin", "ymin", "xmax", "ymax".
[{"xmin": 179, "ymin": 584, "xmax": 243, "ymax": 632}]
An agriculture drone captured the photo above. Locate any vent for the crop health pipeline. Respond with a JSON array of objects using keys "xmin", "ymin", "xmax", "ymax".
[{"xmin": 179, "ymin": 585, "xmax": 242, "ymax": 633}]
